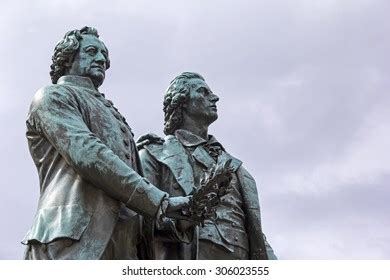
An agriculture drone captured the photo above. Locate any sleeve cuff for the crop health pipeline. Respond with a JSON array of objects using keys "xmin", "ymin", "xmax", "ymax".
[{"xmin": 126, "ymin": 177, "xmax": 168, "ymax": 218}]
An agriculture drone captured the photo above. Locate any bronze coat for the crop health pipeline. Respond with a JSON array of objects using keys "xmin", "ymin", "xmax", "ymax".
[
  {"xmin": 23, "ymin": 76, "xmax": 167, "ymax": 259},
  {"xmin": 139, "ymin": 134, "xmax": 270, "ymax": 260}
]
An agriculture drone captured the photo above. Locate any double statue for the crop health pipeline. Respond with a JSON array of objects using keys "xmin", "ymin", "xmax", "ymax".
[{"xmin": 22, "ymin": 27, "xmax": 277, "ymax": 260}]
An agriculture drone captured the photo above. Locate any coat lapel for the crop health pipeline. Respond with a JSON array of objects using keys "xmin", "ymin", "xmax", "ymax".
[
  {"xmin": 192, "ymin": 146, "xmax": 214, "ymax": 169},
  {"xmin": 145, "ymin": 135, "xmax": 195, "ymax": 195}
]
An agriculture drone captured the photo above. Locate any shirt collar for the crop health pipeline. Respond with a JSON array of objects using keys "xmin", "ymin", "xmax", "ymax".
[
  {"xmin": 174, "ymin": 129, "xmax": 223, "ymax": 149},
  {"xmin": 57, "ymin": 75, "xmax": 97, "ymax": 91}
]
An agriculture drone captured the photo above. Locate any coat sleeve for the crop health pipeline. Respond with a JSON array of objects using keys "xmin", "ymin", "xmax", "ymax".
[
  {"xmin": 236, "ymin": 166, "xmax": 270, "ymax": 259},
  {"xmin": 29, "ymin": 86, "xmax": 167, "ymax": 218},
  {"xmin": 238, "ymin": 167, "xmax": 278, "ymax": 259}
]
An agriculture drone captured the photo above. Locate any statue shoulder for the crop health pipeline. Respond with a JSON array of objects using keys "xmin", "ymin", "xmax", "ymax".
[
  {"xmin": 138, "ymin": 134, "xmax": 182, "ymax": 161},
  {"xmin": 31, "ymin": 84, "xmax": 75, "ymax": 111},
  {"xmin": 136, "ymin": 133, "xmax": 164, "ymax": 151},
  {"xmin": 236, "ymin": 164, "xmax": 255, "ymax": 182}
]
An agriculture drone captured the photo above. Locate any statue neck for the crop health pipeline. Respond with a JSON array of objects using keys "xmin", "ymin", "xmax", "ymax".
[{"xmin": 180, "ymin": 117, "xmax": 209, "ymax": 140}]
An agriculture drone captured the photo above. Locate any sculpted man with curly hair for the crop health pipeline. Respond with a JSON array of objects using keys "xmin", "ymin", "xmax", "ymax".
[
  {"xmin": 22, "ymin": 27, "xmax": 190, "ymax": 260},
  {"xmin": 139, "ymin": 72, "xmax": 277, "ymax": 259}
]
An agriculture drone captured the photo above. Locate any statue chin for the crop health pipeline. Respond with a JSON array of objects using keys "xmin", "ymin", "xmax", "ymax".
[{"xmin": 90, "ymin": 75, "xmax": 105, "ymax": 88}]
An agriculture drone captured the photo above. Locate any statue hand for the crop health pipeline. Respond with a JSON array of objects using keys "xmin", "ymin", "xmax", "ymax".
[
  {"xmin": 166, "ymin": 196, "xmax": 191, "ymax": 211},
  {"xmin": 136, "ymin": 133, "xmax": 164, "ymax": 149},
  {"xmin": 164, "ymin": 196, "xmax": 192, "ymax": 220}
]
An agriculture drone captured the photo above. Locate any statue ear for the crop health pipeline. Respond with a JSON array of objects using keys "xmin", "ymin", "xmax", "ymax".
[
  {"xmin": 64, "ymin": 54, "xmax": 76, "ymax": 68},
  {"xmin": 64, "ymin": 58, "xmax": 74, "ymax": 68}
]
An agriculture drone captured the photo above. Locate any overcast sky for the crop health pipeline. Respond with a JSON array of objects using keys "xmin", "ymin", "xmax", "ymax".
[{"xmin": 0, "ymin": 0, "xmax": 389, "ymax": 259}]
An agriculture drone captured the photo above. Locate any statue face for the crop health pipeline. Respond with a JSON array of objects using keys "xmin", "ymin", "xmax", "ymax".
[
  {"xmin": 184, "ymin": 78, "xmax": 219, "ymax": 125},
  {"xmin": 67, "ymin": 34, "xmax": 108, "ymax": 88}
]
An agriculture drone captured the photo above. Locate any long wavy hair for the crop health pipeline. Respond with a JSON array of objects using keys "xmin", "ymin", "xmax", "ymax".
[
  {"xmin": 163, "ymin": 72, "xmax": 205, "ymax": 135},
  {"xmin": 49, "ymin": 26, "xmax": 110, "ymax": 84}
]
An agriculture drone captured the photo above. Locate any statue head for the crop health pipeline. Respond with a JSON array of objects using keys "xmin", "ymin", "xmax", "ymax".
[
  {"xmin": 163, "ymin": 72, "xmax": 219, "ymax": 135},
  {"xmin": 50, "ymin": 26, "xmax": 110, "ymax": 88}
]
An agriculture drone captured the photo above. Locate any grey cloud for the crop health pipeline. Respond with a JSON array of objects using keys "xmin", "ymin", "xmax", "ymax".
[
  {"xmin": 265, "ymin": 176, "xmax": 390, "ymax": 259},
  {"xmin": 0, "ymin": 0, "xmax": 389, "ymax": 259}
]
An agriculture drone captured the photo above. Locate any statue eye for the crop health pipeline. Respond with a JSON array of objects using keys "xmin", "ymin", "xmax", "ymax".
[
  {"xmin": 85, "ymin": 47, "xmax": 97, "ymax": 55},
  {"xmin": 197, "ymin": 87, "xmax": 209, "ymax": 95}
]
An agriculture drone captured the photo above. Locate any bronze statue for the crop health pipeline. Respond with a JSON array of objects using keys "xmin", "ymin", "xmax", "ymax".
[
  {"xmin": 22, "ymin": 27, "xmax": 190, "ymax": 260},
  {"xmin": 139, "ymin": 72, "xmax": 277, "ymax": 260}
]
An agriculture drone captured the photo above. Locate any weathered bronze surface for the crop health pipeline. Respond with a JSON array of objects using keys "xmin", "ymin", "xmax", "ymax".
[
  {"xmin": 22, "ymin": 27, "xmax": 189, "ymax": 260},
  {"xmin": 139, "ymin": 72, "xmax": 277, "ymax": 260}
]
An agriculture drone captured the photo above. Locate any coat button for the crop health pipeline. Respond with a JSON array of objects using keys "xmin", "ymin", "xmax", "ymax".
[
  {"xmin": 136, "ymin": 187, "xmax": 145, "ymax": 194},
  {"xmin": 125, "ymin": 153, "xmax": 131, "ymax": 159},
  {"xmin": 123, "ymin": 139, "xmax": 129, "ymax": 146},
  {"xmin": 208, "ymin": 233, "xmax": 213, "ymax": 237},
  {"xmin": 121, "ymin": 126, "xmax": 127, "ymax": 133},
  {"xmin": 104, "ymin": 101, "xmax": 111, "ymax": 107},
  {"xmin": 64, "ymin": 239, "xmax": 73, "ymax": 247},
  {"xmin": 113, "ymin": 113, "xmax": 121, "ymax": 120},
  {"xmin": 234, "ymin": 237, "xmax": 238, "ymax": 241}
]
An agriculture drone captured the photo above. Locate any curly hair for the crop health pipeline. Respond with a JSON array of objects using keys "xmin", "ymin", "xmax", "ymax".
[
  {"xmin": 49, "ymin": 26, "xmax": 110, "ymax": 84},
  {"xmin": 163, "ymin": 72, "xmax": 205, "ymax": 135}
]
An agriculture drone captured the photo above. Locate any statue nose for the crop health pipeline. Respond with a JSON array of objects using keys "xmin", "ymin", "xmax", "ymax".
[
  {"xmin": 95, "ymin": 51, "xmax": 107, "ymax": 64},
  {"xmin": 211, "ymin": 93, "xmax": 219, "ymax": 102}
]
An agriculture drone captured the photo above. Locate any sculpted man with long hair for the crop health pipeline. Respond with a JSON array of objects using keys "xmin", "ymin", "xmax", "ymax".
[{"xmin": 139, "ymin": 72, "xmax": 277, "ymax": 259}]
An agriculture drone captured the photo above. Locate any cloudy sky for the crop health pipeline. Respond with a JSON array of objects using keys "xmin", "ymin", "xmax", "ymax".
[{"xmin": 0, "ymin": 0, "xmax": 389, "ymax": 259}]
